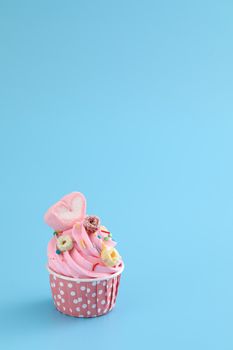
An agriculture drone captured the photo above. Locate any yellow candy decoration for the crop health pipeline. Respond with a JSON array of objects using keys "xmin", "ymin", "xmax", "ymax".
[
  {"xmin": 101, "ymin": 246, "xmax": 121, "ymax": 267},
  {"xmin": 57, "ymin": 235, "xmax": 73, "ymax": 252}
]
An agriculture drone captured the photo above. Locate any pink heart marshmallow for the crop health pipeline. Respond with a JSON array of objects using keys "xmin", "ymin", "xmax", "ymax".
[{"xmin": 44, "ymin": 192, "xmax": 86, "ymax": 231}]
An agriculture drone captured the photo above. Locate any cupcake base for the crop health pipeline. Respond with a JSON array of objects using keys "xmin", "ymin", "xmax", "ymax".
[{"xmin": 48, "ymin": 265, "xmax": 124, "ymax": 318}]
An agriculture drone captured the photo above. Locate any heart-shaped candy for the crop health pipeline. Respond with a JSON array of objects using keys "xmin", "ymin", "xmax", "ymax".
[{"xmin": 44, "ymin": 192, "xmax": 86, "ymax": 231}]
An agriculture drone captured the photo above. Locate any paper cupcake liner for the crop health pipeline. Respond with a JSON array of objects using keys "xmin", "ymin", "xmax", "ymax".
[{"xmin": 48, "ymin": 265, "xmax": 124, "ymax": 318}]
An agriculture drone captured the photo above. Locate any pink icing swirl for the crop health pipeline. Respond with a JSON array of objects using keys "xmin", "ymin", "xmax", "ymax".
[{"xmin": 45, "ymin": 192, "xmax": 123, "ymax": 279}]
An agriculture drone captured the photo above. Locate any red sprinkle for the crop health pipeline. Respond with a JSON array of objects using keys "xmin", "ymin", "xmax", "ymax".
[
  {"xmin": 92, "ymin": 263, "xmax": 99, "ymax": 271},
  {"xmin": 101, "ymin": 230, "xmax": 110, "ymax": 234}
]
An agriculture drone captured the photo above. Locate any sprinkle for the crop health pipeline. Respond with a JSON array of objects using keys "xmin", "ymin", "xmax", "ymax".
[
  {"xmin": 80, "ymin": 239, "xmax": 86, "ymax": 249},
  {"xmin": 53, "ymin": 231, "xmax": 58, "ymax": 236},
  {"xmin": 97, "ymin": 235, "xmax": 101, "ymax": 239},
  {"xmin": 92, "ymin": 263, "xmax": 99, "ymax": 271},
  {"xmin": 56, "ymin": 249, "xmax": 61, "ymax": 255},
  {"xmin": 104, "ymin": 237, "xmax": 109, "ymax": 241},
  {"xmin": 101, "ymin": 229, "xmax": 110, "ymax": 234}
]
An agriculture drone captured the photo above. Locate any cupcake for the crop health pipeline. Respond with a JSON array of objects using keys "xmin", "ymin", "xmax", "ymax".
[{"xmin": 44, "ymin": 192, "xmax": 124, "ymax": 318}]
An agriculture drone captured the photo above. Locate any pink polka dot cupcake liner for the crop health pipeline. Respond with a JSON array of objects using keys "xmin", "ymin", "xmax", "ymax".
[{"xmin": 48, "ymin": 265, "xmax": 124, "ymax": 318}]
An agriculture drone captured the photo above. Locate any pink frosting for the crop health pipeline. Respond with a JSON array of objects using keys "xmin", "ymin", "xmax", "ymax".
[{"xmin": 45, "ymin": 192, "xmax": 123, "ymax": 279}]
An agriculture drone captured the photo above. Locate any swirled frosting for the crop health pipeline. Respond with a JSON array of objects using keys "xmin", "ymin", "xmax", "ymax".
[{"xmin": 45, "ymin": 192, "xmax": 123, "ymax": 279}]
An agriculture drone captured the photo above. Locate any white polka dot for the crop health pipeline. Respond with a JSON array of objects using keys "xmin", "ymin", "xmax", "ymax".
[
  {"xmin": 82, "ymin": 304, "xmax": 87, "ymax": 309},
  {"xmin": 93, "ymin": 314, "xmax": 97, "ymax": 317},
  {"xmin": 61, "ymin": 298, "xmax": 65, "ymax": 303},
  {"xmin": 70, "ymin": 291, "xmax": 76, "ymax": 296},
  {"xmin": 57, "ymin": 294, "xmax": 61, "ymax": 299},
  {"xmin": 101, "ymin": 300, "xmax": 106, "ymax": 305},
  {"xmin": 53, "ymin": 276, "xmax": 56, "ymax": 280},
  {"xmin": 59, "ymin": 282, "xmax": 64, "ymax": 286},
  {"xmin": 68, "ymin": 283, "xmax": 73, "ymax": 288},
  {"xmin": 102, "ymin": 281, "xmax": 106, "ymax": 286},
  {"xmin": 87, "ymin": 300, "xmax": 91, "ymax": 304},
  {"xmin": 51, "ymin": 283, "xmax": 55, "ymax": 288},
  {"xmin": 79, "ymin": 315, "xmax": 84, "ymax": 317},
  {"xmin": 97, "ymin": 298, "xmax": 99, "ymax": 302},
  {"xmin": 98, "ymin": 308, "xmax": 101, "ymax": 313},
  {"xmin": 87, "ymin": 311, "xmax": 91, "ymax": 315},
  {"xmin": 60, "ymin": 290, "xmax": 64, "ymax": 295},
  {"xmin": 73, "ymin": 299, "xmax": 78, "ymax": 304},
  {"xmin": 92, "ymin": 281, "xmax": 96, "ymax": 286},
  {"xmin": 98, "ymin": 290, "xmax": 103, "ymax": 295},
  {"xmin": 92, "ymin": 292, "xmax": 96, "ymax": 297},
  {"xmin": 87, "ymin": 288, "xmax": 90, "ymax": 293},
  {"xmin": 92, "ymin": 304, "xmax": 96, "ymax": 309},
  {"xmin": 78, "ymin": 297, "xmax": 82, "ymax": 302},
  {"xmin": 63, "ymin": 307, "xmax": 66, "ymax": 311},
  {"xmin": 76, "ymin": 281, "xmax": 80, "ymax": 284},
  {"xmin": 80, "ymin": 286, "xmax": 86, "ymax": 291},
  {"xmin": 57, "ymin": 301, "xmax": 60, "ymax": 306},
  {"xmin": 76, "ymin": 307, "xmax": 80, "ymax": 312},
  {"xmin": 69, "ymin": 308, "xmax": 73, "ymax": 313},
  {"xmin": 54, "ymin": 295, "xmax": 56, "ymax": 300}
]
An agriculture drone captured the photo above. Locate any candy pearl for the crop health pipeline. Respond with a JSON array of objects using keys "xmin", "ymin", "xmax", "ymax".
[{"xmin": 56, "ymin": 249, "xmax": 61, "ymax": 254}]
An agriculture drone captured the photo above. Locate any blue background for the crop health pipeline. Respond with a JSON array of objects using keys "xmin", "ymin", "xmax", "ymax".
[{"xmin": 1, "ymin": 1, "xmax": 233, "ymax": 349}]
